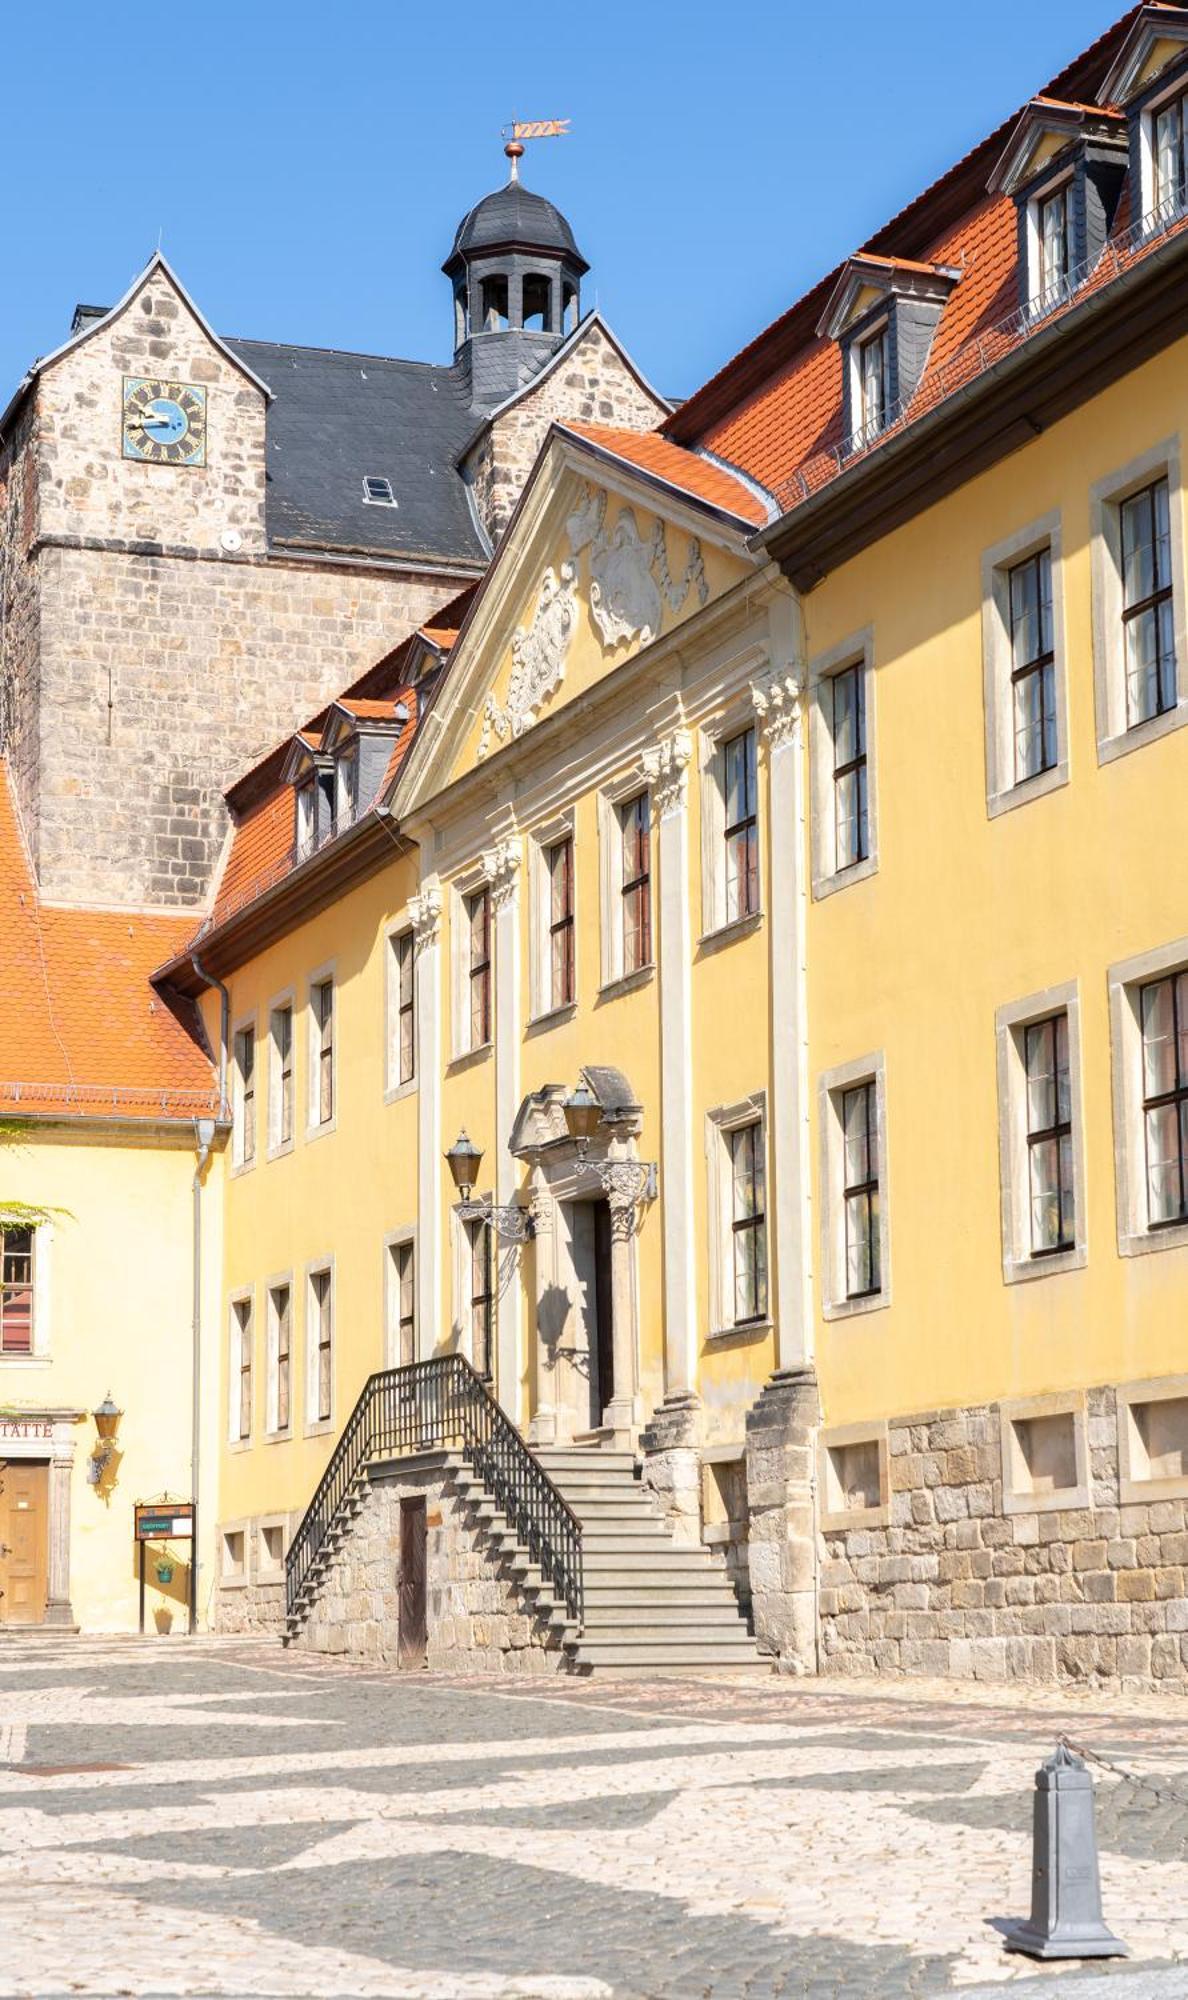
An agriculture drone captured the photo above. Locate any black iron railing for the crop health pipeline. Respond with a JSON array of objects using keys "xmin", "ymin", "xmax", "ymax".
[{"xmin": 285, "ymin": 1353, "xmax": 583, "ymax": 1626}]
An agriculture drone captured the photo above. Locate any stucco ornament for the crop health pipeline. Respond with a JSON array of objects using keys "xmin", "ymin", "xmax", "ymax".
[
  {"xmin": 751, "ymin": 671, "xmax": 803, "ymax": 747},
  {"xmin": 409, "ymin": 885, "xmax": 443, "ymax": 949},
  {"xmin": 481, "ymin": 839, "xmax": 522, "ymax": 913},
  {"xmin": 641, "ymin": 728, "xmax": 693, "ymax": 818},
  {"xmin": 477, "ymin": 562, "xmax": 578, "ymax": 759},
  {"xmin": 567, "ymin": 485, "xmax": 709, "ymax": 652}
]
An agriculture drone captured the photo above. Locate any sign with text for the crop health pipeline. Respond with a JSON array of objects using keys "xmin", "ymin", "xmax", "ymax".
[{"xmin": 134, "ymin": 1502, "xmax": 194, "ymax": 1542}]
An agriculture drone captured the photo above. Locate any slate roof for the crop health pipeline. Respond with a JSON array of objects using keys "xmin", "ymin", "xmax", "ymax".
[
  {"xmin": 226, "ymin": 338, "xmax": 490, "ymax": 567},
  {"xmin": 0, "ymin": 766, "xmax": 217, "ymax": 1121},
  {"xmin": 446, "ymin": 181, "xmax": 587, "ymax": 271}
]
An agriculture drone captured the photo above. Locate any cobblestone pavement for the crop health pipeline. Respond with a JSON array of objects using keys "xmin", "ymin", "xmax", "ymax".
[{"xmin": 2, "ymin": 1638, "xmax": 1188, "ymax": 1998}]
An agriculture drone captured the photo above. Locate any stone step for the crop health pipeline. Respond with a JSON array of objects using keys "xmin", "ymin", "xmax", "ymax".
[
  {"xmin": 582, "ymin": 1548, "xmax": 722, "ymax": 1574},
  {"xmin": 575, "ymin": 1521, "xmax": 677, "ymax": 1543},
  {"xmin": 549, "ymin": 1485, "xmax": 646, "ymax": 1506},
  {"xmin": 583, "ymin": 1584, "xmax": 739, "ymax": 1609},
  {"xmin": 537, "ymin": 1451, "xmax": 637, "ymax": 1473},
  {"xmin": 571, "ymin": 1638, "xmax": 763, "ymax": 1669},
  {"xmin": 582, "ymin": 1606, "xmax": 747, "ymax": 1632}
]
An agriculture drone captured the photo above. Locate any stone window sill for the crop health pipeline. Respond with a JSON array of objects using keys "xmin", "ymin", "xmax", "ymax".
[
  {"xmin": 447, "ymin": 1043, "xmax": 492, "ymax": 1075},
  {"xmin": 596, "ymin": 965, "xmax": 655, "ymax": 1004},
  {"xmin": 697, "ymin": 910, "xmax": 764, "ymax": 956},
  {"xmin": 304, "ymin": 1117, "xmax": 337, "ymax": 1146},
  {"xmin": 266, "ymin": 1139, "xmax": 295, "ymax": 1163},
  {"xmin": 706, "ymin": 1319, "xmax": 773, "ymax": 1345},
  {"xmin": 526, "ymin": 1001, "xmax": 577, "ymax": 1038}
]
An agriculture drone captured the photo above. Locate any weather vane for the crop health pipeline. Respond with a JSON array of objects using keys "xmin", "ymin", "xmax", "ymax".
[{"xmin": 500, "ymin": 119, "xmax": 571, "ymax": 179}]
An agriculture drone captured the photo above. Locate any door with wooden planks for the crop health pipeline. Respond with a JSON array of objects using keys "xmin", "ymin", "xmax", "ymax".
[
  {"xmin": 0, "ymin": 1460, "xmax": 49, "ymax": 1625},
  {"xmin": 397, "ymin": 1496, "xmax": 427, "ymax": 1669}
]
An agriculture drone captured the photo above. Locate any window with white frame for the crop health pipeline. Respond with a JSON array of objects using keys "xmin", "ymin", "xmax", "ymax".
[
  {"xmin": 996, "ymin": 985, "xmax": 1085, "ymax": 1282},
  {"xmin": 857, "ymin": 324, "xmax": 890, "ymax": 439},
  {"xmin": 335, "ymin": 744, "xmax": 358, "ymax": 828},
  {"xmin": 599, "ymin": 781, "xmax": 653, "ymax": 990},
  {"xmin": 705, "ymin": 1094, "xmax": 769, "ymax": 1335},
  {"xmin": 819, "ymin": 1055, "xmax": 889, "ymax": 1317},
  {"xmin": 387, "ymin": 928, "xmax": 415, "ymax": 1090},
  {"xmin": 1152, "ymin": 86, "xmax": 1188, "ymax": 221},
  {"xmin": 308, "ymin": 1266, "xmax": 333, "ymax": 1426},
  {"xmin": 1028, "ymin": 180, "xmax": 1072, "ymax": 311},
  {"xmin": 229, "ymin": 1295, "xmax": 253, "ymax": 1443},
  {"xmin": 546, "ymin": 835, "xmax": 575, "ymax": 1011},
  {"xmin": 0, "ymin": 1227, "xmax": 35, "ymax": 1355},
  {"xmin": 1091, "ymin": 442, "xmax": 1187, "ymax": 762},
  {"xmin": 466, "ymin": 886, "xmax": 491, "ymax": 1050},
  {"xmin": 266, "ymin": 1281, "xmax": 292, "ymax": 1435},
  {"xmin": 386, "ymin": 1236, "xmax": 416, "ymax": 1367},
  {"xmin": 723, "ymin": 727, "xmax": 759, "ymax": 924},
  {"xmin": 232, "ymin": 1024, "xmax": 256, "ymax": 1169},
  {"xmin": 1109, "ymin": 937, "xmax": 1188, "ymax": 1256},
  {"xmin": 308, "ymin": 977, "xmax": 335, "ymax": 1128},
  {"xmin": 466, "ymin": 1218, "xmax": 493, "ymax": 1379},
  {"xmin": 809, "ymin": 635, "xmax": 878, "ymax": 896},
  {"xmin": 981, "ymin": 516, "xmax": 1068, "ymax": 813},
  {"xmin": 269, "ymin": 1001, "xmax": 294, "ymax": 1151}
]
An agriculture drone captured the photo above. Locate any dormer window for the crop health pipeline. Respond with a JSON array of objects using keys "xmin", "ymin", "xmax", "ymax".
[
  {"xmin": 819, "ymin": 255, "xmax": 959, "ymax": 456},
  {"xmin": 857, "ymin": 326, "xmax": 890, "ymax": 440},
  {"xmin": 1154, "ymin": 87, "xmax": 1188, "ymax": 218},
  {"xmin": 335, "ymin": 744, "xmax": 358, "ymax": 825},
  {"xmin": 990, "ymin": 100, "xmax": 1127, "ymax": 317},
  {"xmin": 1097, "ymin": 8, "xmax": 1188, "ymax": 227},
  {"xmin": 1037, "ymin": 183, "xmax": 1071, "ymax": 305}
]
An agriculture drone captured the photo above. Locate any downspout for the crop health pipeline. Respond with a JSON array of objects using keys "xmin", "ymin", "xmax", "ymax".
[
  {"xmin": 190, "ymin": 1116, "xmax": 216, "ymax": 1634},
  {"xmin": 191, "ymin": 948, "xmax": 230, "ymax": 1118}
]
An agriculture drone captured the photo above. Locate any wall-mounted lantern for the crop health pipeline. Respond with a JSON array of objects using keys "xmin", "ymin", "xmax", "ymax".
[
  {"xmin": 445, "ymin": 1129, "xmax": 533, "ymax": 1243},
  {"xmin": 87, "ymin": 1392, "xmax": 123, "ymax": 1488}
]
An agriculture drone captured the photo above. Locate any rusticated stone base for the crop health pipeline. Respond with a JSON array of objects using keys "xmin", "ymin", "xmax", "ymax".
[
  {"xmin": 291, "ymin": 1455, "xmax": 567, "ymax": 1674},
  {"xmin": 819, "ymin": 1385, "xmax": 1188, "ymax": 1691},
  {"xmin": 215, "ymin": 1577, "xmax": 285, "ymax": 1635},
  {"xmin": 745, "ymin": 1369, "xmax": 821, "ymax": 1674},
  {"xmin": 640, "ymin": 1392, "xmax": 703, "ymax": 1548}
]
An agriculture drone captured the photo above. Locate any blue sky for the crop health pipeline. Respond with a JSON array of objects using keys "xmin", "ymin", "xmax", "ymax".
[{"xmin": 2, "ymin": 1, "xmax": 1121, "ymax": 405}]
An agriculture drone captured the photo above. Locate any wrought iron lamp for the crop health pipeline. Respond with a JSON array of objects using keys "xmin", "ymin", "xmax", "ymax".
[
  {"xmin": 562, "ymin": 1086, "xmax": 658, "ymax": 1206},
  {"xmin": 87, "ymin": 1392, "xmax": 123, "ymax": 1487},
  {"xmin": 445, "ymin": 1130, "xmax": 534, "ymax": 1243}
]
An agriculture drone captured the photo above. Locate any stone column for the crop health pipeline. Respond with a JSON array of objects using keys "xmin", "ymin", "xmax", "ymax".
[
  {"xmin": 603, "ymin": 1139, "xmax": 643, "ymax": 1450},
  {"xmin": 43, "ymin": 1436, "xmax": 76, "ymax": 1629},
  {"xmin": 527, "ymin": 1167, "xmax": 559, "ymax": 1446},
  {"xmin": 482, "ymin": 837, "xmax": 523, "ymax": 1414},
  {"xmin": 410, "ymin": 884, "xmax": 443, "ymax": 1358},
  {"xmin": 744, "ymin": 1368, "xmax": 820, "ymax": 1672},
  {"xmin": 642, "ymin": 727, "xmax": 696, "ymax": 1400},
  {"xmin": 752, "ymin": 656, "xmax": 813, "ymax": 1370}
]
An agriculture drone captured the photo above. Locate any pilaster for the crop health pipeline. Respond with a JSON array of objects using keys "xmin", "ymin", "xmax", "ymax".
[
  {"xmin": 483, "ymin": 835, "xmax": 524, "ymax": 1413},
  {"xmin": 411, "ymin": 883, "xmax": 443, "ymax": 1358}
]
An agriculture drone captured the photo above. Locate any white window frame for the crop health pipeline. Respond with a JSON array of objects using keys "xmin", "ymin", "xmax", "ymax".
[
  {"xmin": 808, "ymin": 629, "xmax": 879, "ymax": 899},
  {"xmin": 1117, "ymin": 1374, "xmax": 1188, "ymax": 1504},
  {"xmin": 847, "ymin": 318, "xmax": 891, "ymax": 445},
  {"xmin": 0, "ymin": 1219, "xmax": 51, "ymax": 1365},
  {"xmin": 981, "ymin": 512, "xmax": 1070, "ymax": 815},
  {"xmin": 1024, "ymin": 170, "xmax": 1074, "ymax": 314},
  {"xmin": 304, "ymin": 1257, "xmax": 335, "ymax": 1436},
  {"xmin": 1139, "ymin": 72, "xmax": 1188, "ymax": 224},
  {"xmin": 266, "ymin": 990, "xmax": 295, "ymax": 1159},
  {"xmin": 699, "ymin": 704, "xmax": 762, "ymax": 943},
  {"xmin": 818, "ymin": 1420, "xmax": 891, "ymax": 1531},
  {"xmin": 334, "ymin": 743, "xmax": 358, "ymax": 828},
  {"xmin": 264, "ymin": 1273, "xmax": 294, "ymax": 1440},
  {"xmin": 999, "ymin": 1390, "xmax": 1089, "ymax": 1517},
  {"xmin": 704, "ymin": 1091, "xmax": 770, "ymax": 1338},
  {"xmin": 450, "ymin": 862, "xmax": 494, "ymax": 1062},
  {"xmin": 995, "ymin": 982, "xmax": 1086, "ymax": 1283},
  {"xmin": 227, "ymin": 1287, "xmax": 254, "ymax": 1448},
  {"xmin": 1109, "ymin": 932, "xmax": 1188, "ymax": 1257},
  {"xmin": 305, "ymin": 962, "xmax": 337, "ymax": 1138},
  {"xmin": 529, "ymin": 812, "xmax": 577, "ymax": 1025},
  {"xmin": 230, "ymin": 1014, "xmax": 257, "ymax": 1173},
  {"xmin": 383, "ymin": 1227, "xmax": 418, "ymax": 1368},
  {"xmin": 597, "ymin": 769, "xmax": 655, "ymax": 996},
  {"xmin": 1091, "ymin": 437, "xmax": 1188, "ymax": 764},
  {"xmin": 384, "ymin": 919, "xmax": 417, "ymax": 1102},
  {"xmin": 450, "ymin": 1198, "xmax": 495, "ymax": 1374},
  {"xmin": 818, "ymin": 1051, "xmax": 889, "ymax": 1320}
]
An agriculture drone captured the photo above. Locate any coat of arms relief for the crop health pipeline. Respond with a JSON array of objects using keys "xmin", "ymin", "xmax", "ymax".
[{"xmin": 476, "ymin": 485, "xmax": 710, "ymax": 761}]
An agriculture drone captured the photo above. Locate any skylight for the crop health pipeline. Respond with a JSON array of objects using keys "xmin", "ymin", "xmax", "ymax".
[{"xmin": 362, "ymin": 476, "xmax": 397, "ymax": 506}]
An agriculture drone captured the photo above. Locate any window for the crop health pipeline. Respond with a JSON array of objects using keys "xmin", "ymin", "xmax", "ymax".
[
  {"xmin": 229, "ymin": 1297, "xmax": 252, "ymax": 1443},
  {"xmin": 1024, "ymin": 1014, "xmax": 1075, "ymax": 1255},
  {"xmin": 362, "ymin": 476, "xmax": 396, "ymax": 506},
  {"xmin": 467, "ymin": 1219, "xmax": 493, "ymax": 1380},
  {"xmin": 547, "ymin": 836, "xmax": 575, "ymax": 1010},
  {"xmin": 723, "ymin": 727, "xmax": 758, "ymax": 923},
  {"xmin": 818, "ymin": 1423, "xmax": 891, "ymax": 1531},
  {"xmin": 1109, "ymin": 938, "xmax": 1188, "ymax": 1256},
  {"xmin": 1141, "ymin": 970, "xmax": 1188, "ymax": 1229},
  {"xmin": 620, "ymin": 793, "xmax": 651, "ymax": 974},
  {"xmin": 820, "ymin": 1055, "xmax": 888, "ymax": 1318},
  {"xmin": 388, "ymin": 1238, "xmax": 416, "ymax": 1368},
  {"xmin": 388, "ymin": 929, "xmax": 415, "ymax": 1090},
  {"xmin": 296, "ymin": 768, "xmax": 336, "ymax": 851},
  {"xmin": 1036, "ymin": 183, "xmax": 1071, "ymax": 305},
  {"xmin": 1154, "ymin": 89, "xmax": 1188, "ymax": 218},
  {"xmin": 335, "ymin": 746, "xmax": 358, "ymax": 826},
  {"xmin": 730, "ymin": 1122, "xmax": 767, "ymax": 1326},
  {"xmin": 310, "ymin": 1268, "xmax": 333, "ymax": 1425},
  {"xmin": 467, "ymin": 888, "xmax": 491, "ymax": 1049},
  {"xmin": 830, "ymin": 664, "xmax": 868, "ymax": 869},
  {"xmin": 269, "ymin": 1002, "xmax": 294, "ymax": 1151},
  {"xmin": 310, "ymin": 978, "xmax": 334, "ymax": 1128},
  {"xmin": 1118, "ymin": 1375, "xmax": 1188, "ymax": 1504},
  {"xmin": 999, "ymin": 1392, "xmax": 1089, "ymax": 1516},
  {"xmin": 1009, "ymin": 549, "xmax": 1057, "ymax": 781},
  {"xmin": 1122, "ymin": 479, "xmax": 1176, "ymax": 728},
  {"xmin": 0, "ymin": 1228, "xmax": 34, "ymax": 1355},
  {"xmin": 857, "ymin": 326, "xmax": 889, "ymax": 438},
  {"xmin": 267, "ymin": 1282, "xmax": 292, "ymax": 1435},
  {"xmin": 232, "ymin": 1025, "xmax": 256, "ymax": 1169},
  {"xmin": 841, "ymin": 1082, "xmax": 880, "ymax": 1300},
  {"xmin": 809, "ymin": 635, "xmax": 878, "ymax": 895},
  {"xmin": 996, "ymin": 985, "xmax": 1085, "ymax": 1282}
]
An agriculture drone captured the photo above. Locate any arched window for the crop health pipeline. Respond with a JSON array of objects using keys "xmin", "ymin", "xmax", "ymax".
[
  {"xmin": 480, "ymin": 276, "xmax": 509, "ymax": 331},
  {"xmin": 522, "ymin": 274, "xmax": 552, "ymax": 332}
]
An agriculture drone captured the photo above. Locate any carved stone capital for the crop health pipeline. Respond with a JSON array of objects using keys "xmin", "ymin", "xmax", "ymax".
[
  {"xmin": 409, "ymin": 887, "xmax": 442, "ymax": 949},
  {"xmin": 641, "ymin": 728, "xmax": 693, "ymax": 819},
  {"xmin": 751, "ymin": 671, "xmax": 803, "ymax": 747},
  {"xmin": 481, "ymin": 839, "xmax": 522, "ymax": 913}
]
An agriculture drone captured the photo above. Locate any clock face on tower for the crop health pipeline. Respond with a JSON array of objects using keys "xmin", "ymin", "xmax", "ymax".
[{"xmin": 121, "ymin": 377, "xmax": 208, "ymax": 466}]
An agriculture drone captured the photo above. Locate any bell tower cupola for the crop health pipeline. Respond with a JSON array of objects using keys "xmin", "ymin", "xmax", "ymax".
[{"xmin": 444, "ymin": 143, "xmax": 589, "ymax": 413}]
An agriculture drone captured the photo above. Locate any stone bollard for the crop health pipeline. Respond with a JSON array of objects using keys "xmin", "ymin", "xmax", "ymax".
[{"xmin": 1003, "ymin": 1743, "xmax": 1129, "ymax": 1960}]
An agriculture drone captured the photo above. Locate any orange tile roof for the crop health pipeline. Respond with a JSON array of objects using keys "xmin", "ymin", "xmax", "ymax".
[
  {"xmin": 0, "ymin": 765, "xmax": 217, "ymax": 1121},
  {"xmin": 561, "ymin": 423, "xmax": 770, "ymax": 526},
  {"xmin": 333, "ymin": 696, "xmax": 407, "ymax": 722}
]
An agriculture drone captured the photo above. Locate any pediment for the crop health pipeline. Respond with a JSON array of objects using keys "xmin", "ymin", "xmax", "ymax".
[
  {"xmin": 988, "ymin": 99, "xmax": 1126, "ymax": 197},
  {"xmin": 1098, "ymin": 7, "xmax": 1188, "ymax": 106}
]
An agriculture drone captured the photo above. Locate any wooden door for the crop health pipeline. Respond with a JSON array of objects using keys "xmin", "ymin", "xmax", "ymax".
[
  {"xmin": 397, "ymin": 1497, "xmax": 427, "ymax": 1669},
  {"xmin": 0, "ymin": 1461, "xmax": 49, "ymax": 1625},
  {"xmin": 593, "ymin": 1200, "xmax": 615, "ymax": 1422}
]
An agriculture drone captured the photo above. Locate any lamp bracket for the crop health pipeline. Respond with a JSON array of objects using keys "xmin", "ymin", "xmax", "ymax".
[{"xmin": 456, "ymin": 1199, "xmax": 535, "ymax": 1243}]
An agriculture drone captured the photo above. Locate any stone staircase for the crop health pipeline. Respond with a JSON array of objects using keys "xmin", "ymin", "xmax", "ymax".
[{"xmin": 536, "ymin": 1447, "xmax": 763, "ymax": 1674}]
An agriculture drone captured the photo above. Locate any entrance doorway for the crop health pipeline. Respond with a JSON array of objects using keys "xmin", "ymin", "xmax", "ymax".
[
  {"xmin": 0, "ymin": 1460, "xmax": 48, "ymax": 1625},
  {"xmin": 397, "ymin": 1496, "xmax": 427, "ymax": 1669},
  {"xmin": 569, "ymin": 1198, "xmax": 614, "ymax": 1431}
]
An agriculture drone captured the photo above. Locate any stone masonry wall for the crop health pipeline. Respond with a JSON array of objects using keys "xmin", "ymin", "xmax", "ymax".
[
  {"xmin": 290, "ymin": 1459, "xmax": 568, "ymax": 1674},
  {"xmin": 820, "ymin": 1386, "xmax": 1188, "ymax": 1691},
  {"xmin": 464, "ymin": 321, "xmax": 668, "ymax": 545}
]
